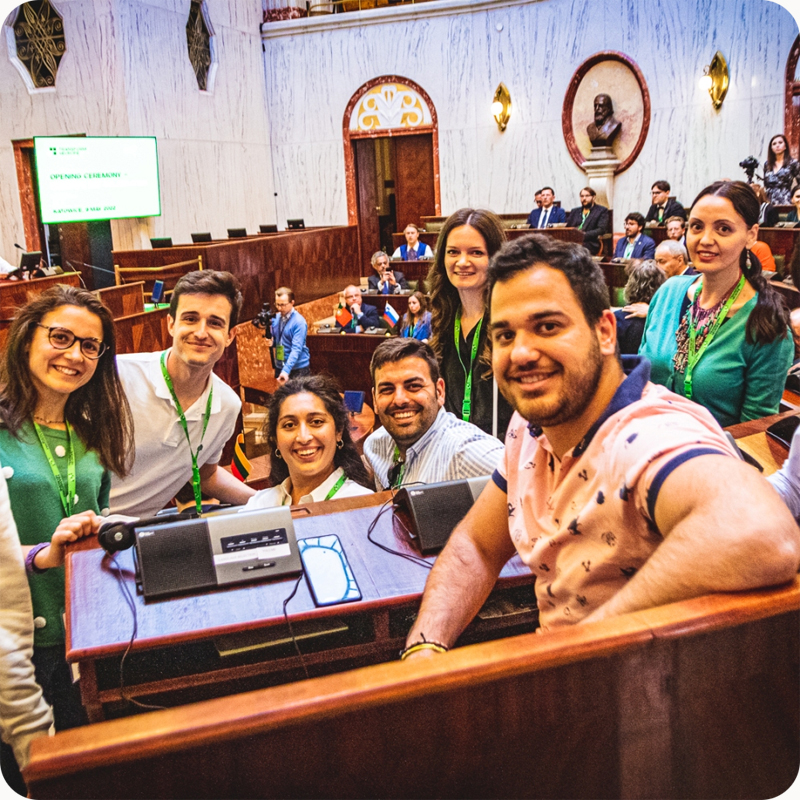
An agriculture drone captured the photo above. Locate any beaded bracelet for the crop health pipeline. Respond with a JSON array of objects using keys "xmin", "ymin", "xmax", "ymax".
[
  {"xmin": 25, "ymin": 542, "xmax": 50, "ymax": 575},
  {"xmin": 399, "ymin": 638, "xmax": 449, "ymax": 661}
]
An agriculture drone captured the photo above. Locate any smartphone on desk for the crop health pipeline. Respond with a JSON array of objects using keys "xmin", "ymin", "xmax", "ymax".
[{"xmin": 298, "ymin": 534, "xmax": 362, "ymax": 607}]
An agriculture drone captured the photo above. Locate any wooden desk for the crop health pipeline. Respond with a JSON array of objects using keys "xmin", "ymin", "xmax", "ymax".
[
  {"xmin": 725, "ymin": 409, "xmax": 797, "ymax": 475},
  {"xmin": 306, "ymin": 331, "xmax": 388, "ymax": 396},
  {"xmin": 30, "ymin": 578, "xmax": 799, "ymax": 798},
  {"xmin": 65, "ymin": 493, "xmax": 534, "ymax": 721},
  {"xmin": 361, "ymin": 291, "xmax": 411, "ymax": 317}
]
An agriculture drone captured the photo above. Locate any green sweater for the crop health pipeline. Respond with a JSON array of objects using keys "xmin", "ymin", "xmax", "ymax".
[
  {"xmin": 639, "ymin": 275, "xmax": 793, "ymax": 428},
  {"xmin": 0, "ymin": 423, "xmax": 109, "ymax": 647}
]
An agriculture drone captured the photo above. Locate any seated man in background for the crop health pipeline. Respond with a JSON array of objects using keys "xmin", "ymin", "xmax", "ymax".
[
  {"xmin": 392, "ymin": 224, "xmax": 433, "ymax": 261},
  {"xmin": 401, "ymin": 235, "xmax": 799, "ymax": 654},
  {"xmin": 266, "ymin": 286, "xmax": 310, "ymax": 384},
  {"xmin": 527, "ymin": 186, "xmax": 566, "ymax": 229},
  {"xmin": 111, "ymin": 270, "xmax": 255, "ymax": 517},
  {"xmin": 665, "ymin": 215, "xmax": 687, "ymax": 246},
  {"xmin": 644, "ymin": 180, "xmax": 686, "ymax": 226},
  {"xmin": 613, "ymin": 213, "xmax": 657, "ymax": 260},
  {"xmin": 565, "ymin": 186, "xmax": 610, "ymax": 256},
  {"xmin": 336, "ymin": 284, "xmax": 382, "ymax": 333},
  {"xmin": 364, "ymin": 338, "xmax": 503, "ymax": 489},
  {"xmin": 367, "ymin": 251, "xmax": 410, "ymax": 293},
  {"xmin": 654, "ymin": 239, "xmax": 695, "ymax": 278},
  {"xmin": 533, "ymin": 189, "xmax": 543, "ymax": 210}
]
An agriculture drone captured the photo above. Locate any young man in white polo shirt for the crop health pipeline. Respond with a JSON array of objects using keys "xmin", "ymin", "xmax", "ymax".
[{"xmin": 110, "ymin": 270, "xmax": 255, "ymax": 517}]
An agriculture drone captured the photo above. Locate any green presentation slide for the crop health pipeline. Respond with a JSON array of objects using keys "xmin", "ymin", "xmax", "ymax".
[{"xmin": 34, "ymin": 136, "xmax": 161, "ymax": 224}]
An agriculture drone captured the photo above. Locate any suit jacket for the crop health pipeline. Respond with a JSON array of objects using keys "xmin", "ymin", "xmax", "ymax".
[
  {"xmin": 527, "ymin": 205, "xmax": 567, "ymax": 228},
  {"xmin": 644, "ymin": 198, "xmax": 686, "ymax": 225},
  {"xmin": 565, "ymin": 204, "xmax": 610, "ymax": 255},
  {"xmin": 367, "ymin": 270, "xmax": 410, "ymax": 293},
  {"xmin": 336, "ymin": 301, "xmax": 381, "ymax": 333},
  {"xmin": 614, "ymin": 234, "xmax": 657, "ymax": 260},
  {"xmin": 759, "ymin": 203, "xmax": 780, "ymax": 228}
]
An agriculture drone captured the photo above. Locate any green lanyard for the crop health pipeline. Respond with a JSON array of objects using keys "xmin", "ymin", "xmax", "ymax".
[
  {"xmin": 160, "ymin": 351, "xmax": 213, "ymax": 514},
  {"xmin": 33, "ymin": 420, "xmax": 76, "ymax": 518},
  {"xmin": 683, "ymin": 275, "xmax": 745, "ymax": 400},
  {"xmin": 454, "ymin": 311, "xmax": 483, "ymax": 422},
  {"xmin": 409, "ymin": 322, "xmax": 416, "ymax": 338},
  {"xmin": 578, "ymin": 210, "xmax": 588, "ymax": 230},
  {"xmin": 391, "ymin": 445, "xmax": 405, "ymax": 488},
  {"xmin": 282, "ymin": 472, "xmax": 347, "ymax": 505}
]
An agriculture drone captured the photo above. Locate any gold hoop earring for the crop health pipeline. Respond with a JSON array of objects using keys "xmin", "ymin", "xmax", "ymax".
[
  {"xmin": 274, "ymin": 448, "xmax": 282, "ymax": 459},
  {"xmin": 337, "ymin": 439, "xmax": 344, "ymax": 449}
]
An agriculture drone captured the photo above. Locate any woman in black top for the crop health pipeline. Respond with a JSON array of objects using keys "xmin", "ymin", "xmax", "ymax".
[
  {"xmin": 763, "ymin": 134, "xmax": 800, "ymax": 205},
  {"xmin": 426, "ymin": 209, "xmax": 512, "ymax": 438}
]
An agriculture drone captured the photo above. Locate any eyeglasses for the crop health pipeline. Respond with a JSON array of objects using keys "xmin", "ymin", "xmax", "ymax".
[{"xmin": 37, "ymin": 325, "xmax": 106, "ymax": 359}]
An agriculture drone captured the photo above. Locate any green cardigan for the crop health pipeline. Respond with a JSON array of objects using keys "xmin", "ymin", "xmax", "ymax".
[
  {"xmin": 0, "ymin": 423, "xmax": 109, "ymax": 647},
  {"xmin": 639, "ymin": 275, "xmax": 793, "ymax": 428}
]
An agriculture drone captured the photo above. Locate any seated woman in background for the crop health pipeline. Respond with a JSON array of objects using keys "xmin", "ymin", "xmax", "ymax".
[
  {"xmin": 752, "ymin": 184, "xmax": 779, "ymax": 227},
  {"xmin": 0, "ymin": 285, "xmax": 133, "ymax": 732},
  {"xmin": 639, "ymin": 180, "xmax": 792, "ymax": 427},
  {"xmin": 785, "ymin": 187, "xmax": 800, "ymax": 224},
  {"xmin": 243, "ymin": 375, "xmax": 373, "ymax": 508},
  {"xmin": 426, "ymin": 208, "xmax": 513, "ymax": 438},
  {"xmin": 763, "ymin": 134, "xmax": 799, "ymax": 205},
  {"xmin": 614, "ymin": 260, "xmax": 666, "ymax": 355},
  {"xmin": 400, "ymin": 291, "xmax": 432, "ymax": 341}
]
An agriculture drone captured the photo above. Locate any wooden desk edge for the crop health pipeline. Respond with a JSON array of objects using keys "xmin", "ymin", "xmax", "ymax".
[{"xmin": 29, "ymin": 576, "xmax": 800, "ymax": 781}]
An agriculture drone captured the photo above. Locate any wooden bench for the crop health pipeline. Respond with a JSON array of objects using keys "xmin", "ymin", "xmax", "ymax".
[
  {"xmin": 24, "ymin": 578, "xmax": 799, "ymax": 799},
  {"xmin": 113, "ymin": 256, "xmax": 203, "ymax": 296}
]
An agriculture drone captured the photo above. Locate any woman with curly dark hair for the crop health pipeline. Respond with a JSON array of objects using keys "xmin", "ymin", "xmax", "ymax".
[
  {"xmin": 0, "ymin": 284, "xmax": 133, "ymax": 732},
  {"xmin": 426, "ymin": 208, "xmax": 512, "ymax": 438},
  {"xmin": 243, "ymin": 375, "xmax": 373, "ymax": 508}
]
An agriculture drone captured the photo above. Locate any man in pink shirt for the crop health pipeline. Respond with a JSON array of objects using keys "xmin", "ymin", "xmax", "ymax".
[{"xmin": 402, "ymin": 235, "xmax": 800, "ymax": 655}]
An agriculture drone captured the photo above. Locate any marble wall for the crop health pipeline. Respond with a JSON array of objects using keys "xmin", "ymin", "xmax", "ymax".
[
  {"xmin": 262, "ymin": 0, "xmax": 800, "ymax": 227},
  {"xmin": 0, "ymin": 0, "xmax": 797, "ymax": 263},
  {"xmin": 0, "ymin": 0, "xmax": 275, "ymax": 259}
]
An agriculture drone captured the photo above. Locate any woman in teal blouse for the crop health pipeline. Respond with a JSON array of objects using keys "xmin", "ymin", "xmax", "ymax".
[{"xmin": 639, "ymin": 181, "xmax": 792, "ymax": 427}]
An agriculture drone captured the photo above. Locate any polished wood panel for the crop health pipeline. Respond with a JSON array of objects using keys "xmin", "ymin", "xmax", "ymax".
[
  {"xmin": 307, "ymin": 331, "xmax": 387, "ymax": 395},
  {"xmin": 771, "ymin": 280, "xmax": 799, "ymax": 310},
  {"xmin": 112, "ymin": 226, "xmax": 360, "ymax": 322},
  {"xmin": 112, "ymin": 308, "xmax": 170, "ymax": 355},
  {"xmin": 759, "ymin": 226, "xmax": 800, "ymax": 261},
  {"xmin": 394, "ymin": 133, "xmax": 436, "ymax": 229},
  {"xmin": 0, "ymin": 272, "xmax": 82, "ymax": 323},
  {"xmin": 27, "ymin": 579, "xmax": 800, "ymax": 799},
  {"xmin": 93, "ymin": 282, "xmax": 145, "ymax": 319},
  {"xmin": 354, "ymin": 138, "xmax": 380, "ymax": 265}
]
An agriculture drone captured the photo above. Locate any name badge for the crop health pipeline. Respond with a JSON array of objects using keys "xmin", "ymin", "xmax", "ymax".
[{"xmin": 275, "ymin": 345, "xmax": 285, "ymax": 361}]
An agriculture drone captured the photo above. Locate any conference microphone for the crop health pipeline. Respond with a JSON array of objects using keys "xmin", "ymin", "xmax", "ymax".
[
  {"xmin": 13, "ymin": 243, "xmax": 23, "ymax": 250},
  {"xmin": 99, "ymin": 512, "xmax": 196, "ymax": 553}
]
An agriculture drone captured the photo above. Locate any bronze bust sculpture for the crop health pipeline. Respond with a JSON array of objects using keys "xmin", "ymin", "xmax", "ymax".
[{"xmin": 587, "ymin": 93, "xmax": 621, "ymax": 147}]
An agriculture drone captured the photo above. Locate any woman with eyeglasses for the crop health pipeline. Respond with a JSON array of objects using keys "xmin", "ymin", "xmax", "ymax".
[{"xmin": 0, "ymin": 285, "xmax": 133, "ymax": 732}]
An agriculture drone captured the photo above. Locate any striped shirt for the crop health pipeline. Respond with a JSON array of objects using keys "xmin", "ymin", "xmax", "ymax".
[{"xmin": 364, "ymin": 408, "xmax": 504, "ymax": 490}]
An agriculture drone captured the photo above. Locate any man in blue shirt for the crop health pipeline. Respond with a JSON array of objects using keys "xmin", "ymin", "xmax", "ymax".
[{"xmin": 268, "ymin": 287, "xmax": 310, "ymax": 384}]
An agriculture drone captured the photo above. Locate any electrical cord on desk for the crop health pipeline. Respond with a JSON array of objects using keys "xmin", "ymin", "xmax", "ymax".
[
  {"xmin": 365, "ymin": 483, "xmax": 432, "ymax": 570},
  {"xmin": 109, "ymin": 555, "xmax": 166, "ymax": 711},
  {"xmin": 282, "ymin": 574, "xmax": 310, "ymax": 679}
]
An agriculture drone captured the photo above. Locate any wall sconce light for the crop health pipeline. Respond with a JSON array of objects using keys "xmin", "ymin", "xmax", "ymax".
[
  {"xmin": 492, "ymin": 82, "xmax": 511, "ymax": 132},
  {"xmin": 699, "ymin": 51, "xmax": 729, "ymax": 110}
]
